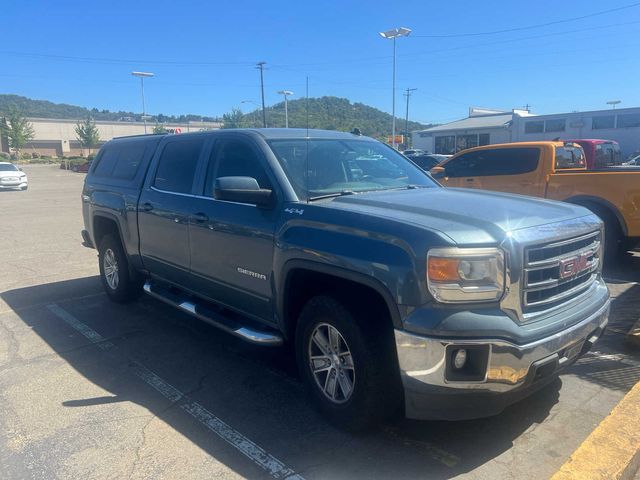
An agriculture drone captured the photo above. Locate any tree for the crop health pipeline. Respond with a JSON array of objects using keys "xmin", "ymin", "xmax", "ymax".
[
  {"xmin": 153, "ymin": 124, "xmax": 167, "ymax": 134},
  {"xmin": 0, "ymin": 109, "xmax": 35, "ymax": 157},
  {"xmin": 221, "ymin": 108, "xmax": 245, "ymax": 129},
  {"xmin": 74, "ymin": 117, "xmax": 101, "ymax": 155}
]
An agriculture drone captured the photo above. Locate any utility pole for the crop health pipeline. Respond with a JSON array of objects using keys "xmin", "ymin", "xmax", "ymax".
[
  {"xmin": 404, "ymin": 87, "xmax": 417, "ymax": 149},
  {"xmin": 256, "ymin": 62, "xmax": 267, "ymax": 127}
]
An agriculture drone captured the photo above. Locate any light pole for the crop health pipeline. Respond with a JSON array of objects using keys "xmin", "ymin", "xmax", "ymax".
[
  {"xmin": 131, "ymin": 71, "xmax": 154, "ymax": 134},
  {"xmin": 404, "ymin": 87, "xmax": 417, "ymax": 149},
  {"xmin": 256, "ymin": 62, "xmax": 267, "ymax": 127},
  {"xmin": 606, "ymin": 100, "xmax": 621, "ymax": 109},
  {"xmin": 277, "ymin": 90, "xmax": 294, "ymax": 128},
  {"xmin": 379, "ymin": 27, "xmax": 411, "ymax": 149}
]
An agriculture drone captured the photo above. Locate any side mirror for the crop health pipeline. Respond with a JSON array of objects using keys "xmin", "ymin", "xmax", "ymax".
[
  {"xmin": 430, "ymin": 166, "xmax": 445, "ymax": 179},
  {"xmin": 214, "ymin": 176, "xmax": 273, "ymax": 207}
]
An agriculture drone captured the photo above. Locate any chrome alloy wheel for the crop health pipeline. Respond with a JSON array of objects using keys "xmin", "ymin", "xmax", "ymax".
[
  {"xmin": 308, "ymin": 323, "xmax": 355, "ymax": 404},
  {"xmin": 103, "ymin": 248, "xmax": 119, "ymax": 290}
]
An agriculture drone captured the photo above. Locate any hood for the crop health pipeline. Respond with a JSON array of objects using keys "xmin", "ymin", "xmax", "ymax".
[
  {"xmin": 0, "ymin": 170, "xmax": 25, "ymax": 178},
  {"xmin": 323, "ymin": 187, "xmax": 593, "ymax": 245}
]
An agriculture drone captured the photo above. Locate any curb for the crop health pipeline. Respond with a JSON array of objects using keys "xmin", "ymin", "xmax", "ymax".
[
  {"xmin": 551, "ymin": 381, "xmax": 640, "ymax": 480},
  {"xmin": 627, "ymin": 319, "xmax": 640, "ymax": 348}
]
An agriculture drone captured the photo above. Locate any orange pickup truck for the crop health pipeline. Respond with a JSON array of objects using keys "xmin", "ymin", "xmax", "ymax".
[{"xmin": 431, "ymin": 141, "xmax": 640, "ymax": 258}]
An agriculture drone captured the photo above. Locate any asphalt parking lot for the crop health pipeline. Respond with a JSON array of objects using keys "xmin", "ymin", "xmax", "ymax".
[{"xmin": 1, "ymin": 164, "xmax": 639, "ymax": 479}]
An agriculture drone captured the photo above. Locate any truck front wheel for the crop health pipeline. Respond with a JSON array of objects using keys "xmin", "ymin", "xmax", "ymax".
[
  {"xmin": 295, "ymin": 295, "xmax": 399, "ymax": 430},
  {"xmin": 98, "ymin": 234, "xmax": 143, "ymax": 303}
]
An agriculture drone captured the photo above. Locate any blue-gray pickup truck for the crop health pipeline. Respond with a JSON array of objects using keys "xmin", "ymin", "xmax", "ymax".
[{"xmin": 81, "ymin": 129, "xmax": 610, "ymax": 430}]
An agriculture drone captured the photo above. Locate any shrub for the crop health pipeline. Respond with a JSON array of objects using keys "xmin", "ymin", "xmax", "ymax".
[
  {"xmin": 21, "ymin": 152, "xmax": 32, "ymax": 160},
  {"xmin": 0, "ymin": 152, "xmax": 9, "ymax": 160},
  {"xmin": 87, "ymin": 153, "xmax": 95, "ymax": 161},
  {"xmin": 31, "ymin": 152, "xmax": 41, "ymax": 159},
  {"xmin": 28, "ymin": 157, "xmax": 52, "ymax": 164}
]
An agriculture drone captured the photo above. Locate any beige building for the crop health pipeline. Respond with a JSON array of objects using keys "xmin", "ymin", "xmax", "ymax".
[{"xmin": 1, "ymin": 117, "xmax": 222, "ymax": 157}]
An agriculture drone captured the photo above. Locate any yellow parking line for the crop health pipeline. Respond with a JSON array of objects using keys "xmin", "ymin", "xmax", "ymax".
[{"xmin": 551, "ymin": 381, "xmax": 640, "ymax": 480}]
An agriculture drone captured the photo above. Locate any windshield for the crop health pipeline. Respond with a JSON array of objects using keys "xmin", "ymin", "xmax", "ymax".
[
  {"xmin": 268, "ymin": 138, "xmax": 437, "ymax": 200},
  {"xmin": 0, "ymin": 164, "xmax": 19, "ymax": 172}
]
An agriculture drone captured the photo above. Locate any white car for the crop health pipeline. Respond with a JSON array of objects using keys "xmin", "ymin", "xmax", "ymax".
[{"xmin": 0, "ymin": 162, "xmax": 28, "ymax": 190}]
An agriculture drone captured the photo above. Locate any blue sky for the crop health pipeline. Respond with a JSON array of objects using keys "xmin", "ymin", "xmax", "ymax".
[{"xmin": 2, "ymin": 1, "xmax": 640, "ymax": 124}]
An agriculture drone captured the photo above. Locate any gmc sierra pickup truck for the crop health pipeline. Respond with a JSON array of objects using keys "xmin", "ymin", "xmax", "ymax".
[{"xmin": 82, "ymin": 129, "xmax": 610, "ymax": 430}]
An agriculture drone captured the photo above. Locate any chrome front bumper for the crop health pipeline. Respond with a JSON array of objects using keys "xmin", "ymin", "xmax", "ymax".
[{"xmin": 395, "ymin": 299, "xmax": 610, "ymax": 394}]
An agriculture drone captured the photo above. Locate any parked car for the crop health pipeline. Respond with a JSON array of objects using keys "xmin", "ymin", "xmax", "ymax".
[
  {"xmin": 410, "ymin": 153, "xmax": 451, "ymax": 171},
  {"xmin": 402, "ymin": 149, "xmax": 425, "ymax": 156},
  {"xmin": 0, "ymin": 162, "xmax": 28, "ymax": 190},
  {"xmin": 82, "ymin": 130, "xmax": 609, "ymax": 429},
  {"xmin": 432, "ymin": 141, "xmax": 640, "ymax": 258},
  {"xmin": 72, "ymin": 161, "xmax": 92, "ymax": 173},
  {"xmin": 564, "ymin": 139, "xmax": 623, "ymax": 169}
]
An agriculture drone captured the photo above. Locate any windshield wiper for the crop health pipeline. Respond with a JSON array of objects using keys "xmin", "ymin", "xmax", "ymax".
[{"xmin": 308, "ymin": 190, "xmax": 355, "ymax": 201}]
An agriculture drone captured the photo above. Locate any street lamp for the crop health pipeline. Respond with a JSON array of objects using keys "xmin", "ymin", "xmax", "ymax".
[
  {"xmin": 379, "ymin": 27, "xmax": 411, "ymax": 149},
  {"xmin": 131, "ymin": 71, "xmax": 154, "ymax": 134},
  {"xmin": 277, "ymin": 90, "xmax": 294, "ymax": 128},
  {"xmin": 606, "ymin": 100, "xmax": 621, "ymax": 110}
]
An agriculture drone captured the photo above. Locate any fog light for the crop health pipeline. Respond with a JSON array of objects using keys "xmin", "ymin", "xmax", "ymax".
[{"xmin": 453, "ymin": 349, "xmax": 467, "ymax": 369}]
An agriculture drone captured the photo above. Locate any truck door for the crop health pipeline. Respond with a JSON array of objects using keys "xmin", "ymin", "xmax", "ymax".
[
  {"xmin": 138, "ymin": 136, "xmax": 206, "ymax": 286},
  {"xmin": 475, "ymin": 147, "xmax": 543, "ymax": 196},
  {"xmin": 187, "ymin": 136, "xmax": 278, "ymax": 322}
]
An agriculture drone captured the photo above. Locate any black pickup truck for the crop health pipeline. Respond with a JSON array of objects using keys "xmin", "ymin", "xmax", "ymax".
[{"xmin": 81, "ymin": 129, "xmax": 610, "ymax": 429}]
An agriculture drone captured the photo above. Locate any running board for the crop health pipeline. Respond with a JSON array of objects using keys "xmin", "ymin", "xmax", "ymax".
[{"xmin": 143, "ymin": 280, "xmax": 283, "ymax": 346}]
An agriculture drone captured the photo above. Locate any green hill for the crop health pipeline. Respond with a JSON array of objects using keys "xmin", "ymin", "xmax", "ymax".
[
  {"xmin": 0, "ymin": 94, "xmax": 219, "ymax": 123},
  {"xmin": 0, "ymin": 93, "xmax": 433, "ymax": 139},
  {"xmin": 227, "ymin": 96, "xmax": 431, "ymax": 139}
]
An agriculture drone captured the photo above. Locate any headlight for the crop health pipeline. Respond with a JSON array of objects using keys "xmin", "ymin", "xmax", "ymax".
[{"xmin": 427, "ymin": 247, "xmax": 505, "ymax": 303}]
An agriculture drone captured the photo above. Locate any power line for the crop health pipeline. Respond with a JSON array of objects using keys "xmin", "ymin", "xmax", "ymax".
[{"xmin": 412, "ymin": 1, "xmax": 640, "ymax": 38}]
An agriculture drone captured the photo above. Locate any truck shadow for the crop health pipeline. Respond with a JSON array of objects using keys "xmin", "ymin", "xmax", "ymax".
[{"xmin": 0, "ymin": 276, "xmax": 635, "ymax": 479}]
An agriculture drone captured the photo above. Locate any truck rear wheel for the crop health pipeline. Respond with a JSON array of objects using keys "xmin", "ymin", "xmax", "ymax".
[
  {"xmin": 295, "ymin": 295, "xmax": 399, "ymax": 430},
  {"xmin": 585, "ymin": 204, "xmax": 622, "ymax": 263},
  {"xmin": 98, "ymin": 234, "xmax": 143, "ymax": 303}
]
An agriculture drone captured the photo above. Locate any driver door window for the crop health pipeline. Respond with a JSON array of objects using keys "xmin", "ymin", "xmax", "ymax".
[{"xmin": 204, "ymin": 139, "xmax": 271, "ymax": 197}]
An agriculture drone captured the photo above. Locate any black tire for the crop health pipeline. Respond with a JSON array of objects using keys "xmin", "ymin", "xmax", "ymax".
[
  {"xmin": 98, "ymin": 234, "xmax": 143, "ymax": 303},
  {"xmin": 20, "ymin": 186, "xmax": 27, "ymax": 191},
  {"xmin": 295, "ymin": 295, "xmax": 400, "ymax": 431},
  {"xmin": 585, "ymin": 203, "xmax": 622, "ymax": 264}
]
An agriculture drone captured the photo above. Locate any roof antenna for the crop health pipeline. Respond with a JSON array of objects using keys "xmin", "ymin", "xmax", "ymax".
[{"xmin": 305, "ymin": 75, "xmax": 309, "ymax": 204}]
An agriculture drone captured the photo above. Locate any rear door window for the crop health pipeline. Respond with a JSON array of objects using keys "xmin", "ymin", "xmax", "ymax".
[
  {"xmin": 153, "ymin": 138, "xmax": 205, "ymax": 194},
  {"xmin": 445, "ymin": 148, "xmax": 540, "ymax": 177},
  {"xmin": 93, "ymin": 148, "xmax": 120, "ymax": 177}
]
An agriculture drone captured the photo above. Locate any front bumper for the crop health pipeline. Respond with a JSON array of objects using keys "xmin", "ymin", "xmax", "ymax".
[
  {"xmin": 395, "ymin": 298, "xmax": 610, "ymax": 420},
  {"xmin": 0, "ymin": 180, "xmax": 27, "ymax": 189}
]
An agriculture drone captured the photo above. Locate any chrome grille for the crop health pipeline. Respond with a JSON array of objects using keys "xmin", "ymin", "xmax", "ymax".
[{"xmin": 522, "ymin": 231, "xmax": 601, "ymax": 312}]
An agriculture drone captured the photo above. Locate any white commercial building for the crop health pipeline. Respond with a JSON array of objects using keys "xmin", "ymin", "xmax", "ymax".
[
  {"xmin": 1, "ymin": 117, "xmax": 221, "ymax": 157},
  {"xmin": 412, "ymin": 106, "xmax": 640, "ymax": 157}
]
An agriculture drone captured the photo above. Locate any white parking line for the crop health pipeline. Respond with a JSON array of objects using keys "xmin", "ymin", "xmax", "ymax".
[{"xmin": 46, "ymin": 303, "xmax": 304, "ymax": 480}]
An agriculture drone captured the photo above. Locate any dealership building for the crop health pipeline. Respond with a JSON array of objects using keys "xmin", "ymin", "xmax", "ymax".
[
  {"xmin": 0, "ymin": 117, "xmax": 221, "ymax": 157},
  {"xmin": 412, "ymin": 106, "xmax": 640, "ymax": 157}
]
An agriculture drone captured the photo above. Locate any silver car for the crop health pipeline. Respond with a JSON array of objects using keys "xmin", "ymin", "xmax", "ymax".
[{"xmin": 0, "ymin": 162, "xmax": 28, "ymax": 190}]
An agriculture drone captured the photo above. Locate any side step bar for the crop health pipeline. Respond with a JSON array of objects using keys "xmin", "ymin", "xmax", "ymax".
[{"xmin": 143, "ymin": 280, "xmax": 283, "ymax": 346}]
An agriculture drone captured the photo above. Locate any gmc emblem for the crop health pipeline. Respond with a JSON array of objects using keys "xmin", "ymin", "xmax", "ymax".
[{"xmin": 559, "ymin": 253, "xmax": 591, "ymax": 279}]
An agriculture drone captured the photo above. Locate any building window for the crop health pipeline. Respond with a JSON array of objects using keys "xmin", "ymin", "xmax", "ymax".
[
  {"xmin": 525, "ymin": 121, "xmax": 544, "ymax": 133},
  {"xmin": 479, "ymin": 133, "xmax": 490, "ymax": 146},
  {"xmin": 456, "ymin": 134, "xmax": 479, "ymax": 152},
  {"xmin": 617, "ymin": 113, "xmax": 640, "ymax": 128},
  {"xmin": 545, "ymin": 119, "xmax": 566, "ymax": 132},
  {"xmin": 434, "ymin": 135, "xmax": 455, "ymax": 154},
  {"xmin": 592, "ymin": 116, "xmax": 615, "ymax": 130}
]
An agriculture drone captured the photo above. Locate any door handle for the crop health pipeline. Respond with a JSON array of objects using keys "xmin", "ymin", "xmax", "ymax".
[
  {"xmin": 192, "ymin": 212, "xmax": 209, "ymax": 223},
  {"xmin": 141, "ymin": 202, "xmax": 153, "ymax": 212}
]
